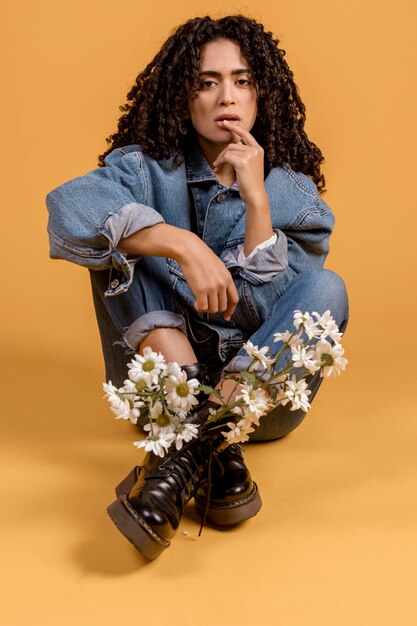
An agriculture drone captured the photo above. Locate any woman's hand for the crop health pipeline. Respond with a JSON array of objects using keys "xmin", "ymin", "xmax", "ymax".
[
  {"xmin": 117, "ymin": 224, "xmax": 239, "ymax": 320},
  {"xmin": 176, "ymin": 231, "xmax": 239, "ymax": 321},
  {"xmin": 213, "ymin": 122, "xmax": 273, "ymax": 256},
  {"xmin": 213, "ymin": 122, "xmax": 268, "ymax": 208}
]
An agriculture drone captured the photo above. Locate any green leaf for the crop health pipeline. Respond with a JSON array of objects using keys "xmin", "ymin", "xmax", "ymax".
[
  {"xmin": 197, "ymin": 384, "xmax": 214, "ymax": 394},
  {"xmin": 240, "ymin": 371, "xmax": 257, "ymax": 384}
]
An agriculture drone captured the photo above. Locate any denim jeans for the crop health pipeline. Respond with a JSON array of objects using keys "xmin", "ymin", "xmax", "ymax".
[{"xmin": 90, "ymin": 260, "xmax": 349, "ymax": 442}]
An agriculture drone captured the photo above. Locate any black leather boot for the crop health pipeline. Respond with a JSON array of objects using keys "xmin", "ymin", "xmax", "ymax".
[
  {"xmin": 107, "ymin": 428, "xmax": 214, "ymax": 560},
  {"xmin": 115, "ymin": 400, "xmax": 262, "ymax": 532},
  {"xmin": 194, "ymin": 443, "xmax": 262, "ymax": 525},
  {"xmin": 115, "ymin": 441, "xmax": 262, "ymax": 531}
]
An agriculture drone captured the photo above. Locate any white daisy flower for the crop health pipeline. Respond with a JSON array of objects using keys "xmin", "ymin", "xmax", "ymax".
[
  {"xmin": 314, "ymin": 340, "xmax": 348, "ymax": 377},
  {"xmin": 170, "ymin": 409, "xmax": 188, "ymax": 422},
  {"xmin": 240, "ymin": 416, "xmax": 258, "ymax": 432},
  {"xmin": 239, "ymin": 407, "xmax": 263, "ymax": 427},
  {"xmin": 236, "ymin": 383, "xmax": 271, "ymax": 418},
  {"xmin": 164, "ymin": 371, "xmax": 199, "ymax": 411},
  {"xmin": 150, "ymin": 400, "xmax": 163, "ymax": 420},
  {"xmin": 173, "ymin": 422, "xmax": 199, "ymax": 450},
  {"xmin": 243, "ymin": 341, "xmax": 276, "ymax": 371},
  {"xmin": 293, "ymin": 310, "xmax": 322, "ymax": 340},
  {"xmin": 120, "ymin": 379, "xmax": 144, "ymax": 424},
  {"xmin": 313, "ymin": 310, "xmax": 343, "ymax": 342},
  {"xmin": 103, "ymin": 381, "xmax": 133, "ymax": 421},
  {"xmin": 103, "ymin": 381, "xmax": 121, "ymax": 403},
  {"xmin": 134, "ymin": 427, "xmax": 176, "ymax": 458},
  {"xmin": 127, "ymin": 347, "xmax": 166, "ymax": 385},
  {"xmin": 164, "ymin": 361, "xmax": 183, "ymax": 379},
  {"xmin": 273, "ymin": 329, "xmax": 303, "ymax": 346},
  {"xmin": 276, "ymin": 375, "xmax": 311, "ymax": 412},
  {"xmin": 149, "ymin": 401, "xmax": 176, "ymax": 428},
  {"xmin": 208, "ymin": 405, "xmax": 222, "ymax": 418},
  {"xmin": 291, "ymin": 345, "xmax": 320, "ymax": 374},
  {"xmin": 221, "ymin": 419, "xmax": 255, "ymax": 444}
]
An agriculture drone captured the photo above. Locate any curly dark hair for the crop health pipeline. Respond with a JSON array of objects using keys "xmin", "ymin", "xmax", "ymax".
[{"xmin": 98, "ymin": 15, "xmax": 326, "ymax": 193}]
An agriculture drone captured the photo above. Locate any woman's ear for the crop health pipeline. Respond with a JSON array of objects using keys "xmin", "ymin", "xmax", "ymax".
[{"xmin": 184, "ymin": 111, "xmax": 190, "ymax": 120}]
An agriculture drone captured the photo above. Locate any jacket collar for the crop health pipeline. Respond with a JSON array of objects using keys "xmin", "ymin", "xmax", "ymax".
[
  {"xmin": 184, "ymin": 138, "xmax": 240, "ymax": 192},
  {"xmin": 184, "ymin": 138, "xmax": 218, "ymax": 183}
]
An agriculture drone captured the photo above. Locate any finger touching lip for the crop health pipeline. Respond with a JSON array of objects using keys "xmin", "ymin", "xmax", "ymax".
[{"xmin": 215, "ymin": 119, "xmax": 241, "ymax": 127}]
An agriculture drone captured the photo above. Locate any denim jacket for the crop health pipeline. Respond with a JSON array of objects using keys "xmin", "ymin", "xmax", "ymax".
[{"xmin": 46, "ymin": 140, "xmax": 334, "ymax": 336}]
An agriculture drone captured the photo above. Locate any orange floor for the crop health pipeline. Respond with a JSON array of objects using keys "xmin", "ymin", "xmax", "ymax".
[{"xmin": 2, "ymin": 332, "xmax": 416, "ymax": 625}]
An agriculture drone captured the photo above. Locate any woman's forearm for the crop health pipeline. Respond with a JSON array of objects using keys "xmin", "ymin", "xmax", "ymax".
[
  {"xmin": 243, "ymin": 193, "xmax": 274, "ymax": 256},
  {"xmin": 116, "ymin": 223, "xmax": 190, "ymax": 260},
  {"xmin": 117, "ymin": 223, "xmax": 239, "ymax": 319}
]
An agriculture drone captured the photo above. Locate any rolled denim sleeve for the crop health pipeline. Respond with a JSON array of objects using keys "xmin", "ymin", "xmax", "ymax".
[
  {"xmin": 46, "ymin": 147, "xmax": 164, "ymax": 296},
  {"xmin": 222, "ymin": 229, "xmax": 288, "ymax": 282}
]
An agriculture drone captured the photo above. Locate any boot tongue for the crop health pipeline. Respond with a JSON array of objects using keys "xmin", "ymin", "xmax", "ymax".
[
  {"xmin": 187, "ymin": 399, "xmax": 222, "ymax": 426},
  {"xmin": 181, "ymin": 362, "xmax": 209, "ymax": 384},
  {"xmin": 143, "ymin": 450, "xmax": 166, "ymax": 475}
]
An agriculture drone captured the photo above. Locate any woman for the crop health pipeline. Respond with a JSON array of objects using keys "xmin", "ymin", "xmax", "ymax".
[{"xmin": 46, "ymin": 15, "xmax": 349, "ymax": 559}]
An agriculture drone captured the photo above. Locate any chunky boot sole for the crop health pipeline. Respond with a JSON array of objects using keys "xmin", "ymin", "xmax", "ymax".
[
  {"xmin": 194, "ymin": 483, "xmax": 262, "ymax": 526},
  {"xmin": 107, "ymin": 495, "xmax": 170, "ymax": 561},
  {"xmin": 115, "ymin": 467, "xmax": 262, "ymax": 526}
]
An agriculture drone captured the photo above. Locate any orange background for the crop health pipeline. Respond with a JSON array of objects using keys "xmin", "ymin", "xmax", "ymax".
[{"xmin": 2, "ymin": 1, "xmax": 417, "ymax": 625}]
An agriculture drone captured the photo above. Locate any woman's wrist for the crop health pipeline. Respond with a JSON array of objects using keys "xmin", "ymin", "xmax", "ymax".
[
  {"xmin": 243, "ymin": 194, "xmax": 273, "ymax": 255},
  {"xmin": 243, "ymin": 189, "xmax": 270, "ymax": 212}
]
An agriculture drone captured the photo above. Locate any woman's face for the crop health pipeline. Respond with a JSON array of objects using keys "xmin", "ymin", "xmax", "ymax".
[{"xmin": 188, "ymin": 39, "xmax": 258, "ymax": 158}]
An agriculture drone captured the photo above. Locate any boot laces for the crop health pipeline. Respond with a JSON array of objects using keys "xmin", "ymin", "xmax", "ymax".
[{"xmin": 144, "ymin": 429, "xmax": 225, "ymax": 536}]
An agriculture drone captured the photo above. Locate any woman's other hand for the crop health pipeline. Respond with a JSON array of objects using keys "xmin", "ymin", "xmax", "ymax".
[
  {"xmin": 117, "ymin": 224, "xmax": 239, "ymax": 321},
  {"xmin": 176, "ymin": 231, "xmax": 239, "ymax": 321}
]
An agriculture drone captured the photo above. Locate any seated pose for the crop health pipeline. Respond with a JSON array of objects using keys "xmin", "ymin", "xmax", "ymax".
[{"xmin": 46, "ymin": 15, "xmax": 349, "ymax": 559}]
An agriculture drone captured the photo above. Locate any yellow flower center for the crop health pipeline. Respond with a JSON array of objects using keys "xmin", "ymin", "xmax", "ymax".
[
  {"xmin": 157, "ymin": 414, "xmax": 170, "ymax": 427},
  {"xmin": 321, "ymin": 354, "xmax": 334, "ymax": 366},
  {"xmin": 176, "ymin": 383, "xmax": 190, "ymax": 398},
  {"xmin": 136, "ymin": 379, "xmax": 146, "ymax": 392},
  {"xmin": 143, "ymin": 360, "xmax": 155, "ymax": 372}
]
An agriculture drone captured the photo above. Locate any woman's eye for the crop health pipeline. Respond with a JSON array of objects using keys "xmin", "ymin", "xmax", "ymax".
[
  {"xmin": 200, "ymin": 80, "xmax": 216, "ymax": 89},
  {"xmin": 236, "ymin": 78, "xmax": 251, "ymax": 86}
]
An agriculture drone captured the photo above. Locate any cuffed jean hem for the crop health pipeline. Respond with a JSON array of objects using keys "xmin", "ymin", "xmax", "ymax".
[
  {"xmin": 123, "ymin": 310, "xmax": 187, "ymax": 350},
  {"xmin": 221, "ymin": 355, "xmax": 270, "ymax": 379}
]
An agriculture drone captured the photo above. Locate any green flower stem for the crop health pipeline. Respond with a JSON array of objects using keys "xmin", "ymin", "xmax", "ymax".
[
  {"xmin": 204, "ymin": 399, "xmax": 245, "ymax": 426},
  {"xmin": 220, "ymin": 376, "xmax": 241, "ymax": 406},
  {"xmin": 271, "ymin": 344, "xmax": 290, "ymax": 365},
  {"xmin": 148, "ymin": 400, "xmax": 155, "ymax": 437}
]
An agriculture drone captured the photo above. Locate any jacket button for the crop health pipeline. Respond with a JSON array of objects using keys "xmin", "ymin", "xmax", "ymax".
[
  {"xmin": 110, "ymin": 279, "xmax": 119, "ymax": 288},
  {"xmin": 216, "ymin": 193, "xmax": 227, "ymax": 203}
]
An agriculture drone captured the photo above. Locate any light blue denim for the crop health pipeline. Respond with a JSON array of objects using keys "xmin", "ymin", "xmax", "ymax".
[{"xmin": 46, "ymin": 138, "xmax": 348, "ymax": 441}]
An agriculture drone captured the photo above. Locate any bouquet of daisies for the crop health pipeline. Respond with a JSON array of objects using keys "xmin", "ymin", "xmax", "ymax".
[{"xmin": 103, "ymin": 310, "xmax": 347, "ymax": 457}]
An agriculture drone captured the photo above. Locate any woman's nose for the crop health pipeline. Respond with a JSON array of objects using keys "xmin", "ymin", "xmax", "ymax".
[{"xmin": 218, "ymin": 82, "xmax": 236, "ymax": 106}]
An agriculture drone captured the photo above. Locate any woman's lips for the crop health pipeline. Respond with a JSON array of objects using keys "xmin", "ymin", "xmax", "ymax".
[{"xmin": 215, "ymin": 118, "xmax": 241, "ymax": 128}]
